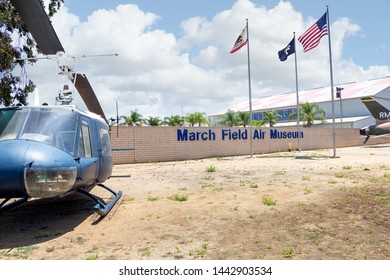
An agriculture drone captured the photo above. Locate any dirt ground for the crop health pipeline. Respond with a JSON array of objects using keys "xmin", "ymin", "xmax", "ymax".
[{"xmin": 1, "ymin": 144, "xmax": 390, "ymax": 260}]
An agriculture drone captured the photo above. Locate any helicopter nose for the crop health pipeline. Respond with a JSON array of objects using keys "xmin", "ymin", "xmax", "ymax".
[
  {"xmin": 0, "ymin": 141, "xmax": 30, "ymax": 197},
  {"xmin": 22, "ymin": 141, "xmax": 78, "ymax": 198},
  {"xmin": 0, "ymin": 140, "xmax": 78, "ymax": 199}
]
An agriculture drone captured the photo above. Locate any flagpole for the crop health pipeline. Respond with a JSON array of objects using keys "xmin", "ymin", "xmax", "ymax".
[
  {"xmin": 246, "ymin": 18, "xmax": 253, "ymax": 157},
  {"xmin": 293, "ymin": 32, "xmax": 301, "ymax": 152},
  {"xmin": 326, "ymin": 6, "xmax": 336, "ymax": 157}
]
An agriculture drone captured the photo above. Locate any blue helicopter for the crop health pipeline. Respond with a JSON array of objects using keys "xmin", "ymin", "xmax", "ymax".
[{"xmin": 0, "ymin": 0, "xmax": 122, "ymax": 216}]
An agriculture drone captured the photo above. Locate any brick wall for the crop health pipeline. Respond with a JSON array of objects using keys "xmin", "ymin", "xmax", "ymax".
[{"xmin": 110, "ymin": 126, "xmax": 390, "ymax": 164}]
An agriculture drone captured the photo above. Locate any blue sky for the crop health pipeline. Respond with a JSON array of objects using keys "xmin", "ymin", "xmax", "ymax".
[
  {"xmin": 25, "ymin": 0, "xmax": 390, "ymax": 120},
  {"xmin": 64, "ymin": 0, "xmax": 390, "ymax": 69}
]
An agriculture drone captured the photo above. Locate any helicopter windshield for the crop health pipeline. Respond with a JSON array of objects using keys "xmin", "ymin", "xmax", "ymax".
[{"xmin": 0, "ymin": 107, "xmax": 78, "ymax": 155}]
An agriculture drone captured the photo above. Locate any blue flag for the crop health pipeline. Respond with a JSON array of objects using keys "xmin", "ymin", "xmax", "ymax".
[{"xmin": 278, "ymin": 38, "xmax": 295, "ymax": 61}]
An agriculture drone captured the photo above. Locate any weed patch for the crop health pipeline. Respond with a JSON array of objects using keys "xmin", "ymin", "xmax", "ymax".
[
  {"xmin": 206, "ymin": 165, "xmax": 217, "ymax": 172},
  {"xmin": 168, "ymin": 194, "xmax": 188, "ymax": 202},
  {"xmin": 262, "ymin": 197, "xmax": 276, "ymax": 206}
]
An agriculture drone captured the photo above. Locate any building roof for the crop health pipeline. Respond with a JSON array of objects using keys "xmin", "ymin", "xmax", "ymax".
[
  {"xmin": 272, "ymin": 116, "xmax": 371, "ymax": 127},
  {"xmin": 210, "ymin": 76, "xmax": 390, "ymax": 116}
]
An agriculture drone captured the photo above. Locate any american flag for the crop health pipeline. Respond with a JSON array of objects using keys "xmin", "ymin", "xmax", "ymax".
[{"xmin": 298, "ymin": 12, "xmax": 328, "ymax": 52}]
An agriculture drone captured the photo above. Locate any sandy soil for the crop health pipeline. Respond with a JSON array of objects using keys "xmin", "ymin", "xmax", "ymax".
[{"xmin": 1, "ymin": 144, "xmax": 390, "ymax": 260}]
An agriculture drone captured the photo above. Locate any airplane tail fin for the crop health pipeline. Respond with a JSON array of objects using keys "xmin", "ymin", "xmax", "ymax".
[{"xmin": 361, "ymin": 97, "xmax": 390, "ymax": 124}]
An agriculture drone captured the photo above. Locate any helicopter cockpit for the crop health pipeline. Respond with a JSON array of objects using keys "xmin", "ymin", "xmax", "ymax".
[{"xmin": 0, "ymin": 106, "xmax": 78, "ymax": 155}]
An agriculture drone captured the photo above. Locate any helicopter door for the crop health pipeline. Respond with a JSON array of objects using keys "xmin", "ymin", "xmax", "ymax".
[
  {"xmin": 97, "ymin": 126, "xmax": 112, "ymax": 181},
  {"xmin": 77, "ymin": 119, "xmax": 99, "ymax": 186}
]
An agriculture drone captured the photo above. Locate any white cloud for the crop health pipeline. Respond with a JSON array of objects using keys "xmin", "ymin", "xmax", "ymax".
[{"xmin": 25, "ymin": 0, "xmax": 390, "ymax": 121}]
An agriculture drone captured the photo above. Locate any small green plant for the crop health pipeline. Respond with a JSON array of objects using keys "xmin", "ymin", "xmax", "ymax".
[
  {"xmin": 173, "ymin": 246, "xmax": 183, "ymax": 259},
  {"xmin": 147, "ymin": 196, "xmax": 159, "ymax": 201},
  {"xmin": 335, "ymin": 173, "xmax": 344, "ymax": 178},
  {"xmin": 373, "ymin": 195, "xmax": 390, "ymax": 204},
  {"xmin": 201, "ymin": 183, "xmax": 214, "ymax": 189},
  {"xmin": 304, "ymin": 187, "xmax": 313, "ymax": 195},
  {"xmin": 86, "ymin": 252, "xmax": 99, "ymax": 260},
  {"xmin": 252, "ymin": 252, "xmax": 266, "ymax": 259},
  {"xmin": 262, "ymin": 197, "xmax": 276, "ymax": 206},
  {"xmin": 308, "ymin": 234, "xmax": 320, "ymax": 244},
  {"xmin": 206, "ymin": 165, "xmax": 217, "ymax": 172},
  {"xmin": 342, "ymin": 165, "xmax": 352, "ymax": 170},
  {"xmin": 274, "ymin": 170, "xmax": 286, "ymax": 175},
  {"xmin": 195, "ymin": 241, "xmax": 209, "ymax": 256},
  {"xmin": 369, "ymin": 177, "xmax": 381, "ymax": 183},
  {"xmin": 250, "ymin": 183, "xmax": 258, "ymax": 189},
  {"xmin": 124, "ymin": 197, "xmax": 135, "ymax": 202},
  {"xmin": 141, "ymin": 249, "xmax": 151, "ymax": 257},
  {"xmin": 281, "ymin": 248, "xmax": 293, "ymax": 259},
  {"xmin": 301, "ymin": 176, "xmax": 310, "ymax": 181},
  {"xmin": 168, "ymin": 194, "xmax": 188, "ymax": 202},
  {"xmin": 76, "ymin": 236, "xmax": 87, "ymax": 244}
]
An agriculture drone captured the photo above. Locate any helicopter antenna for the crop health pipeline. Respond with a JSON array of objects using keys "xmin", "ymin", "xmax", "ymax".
[{"xmin": 116, "ymin": 99, "xmax": 119, "ymax": 137}]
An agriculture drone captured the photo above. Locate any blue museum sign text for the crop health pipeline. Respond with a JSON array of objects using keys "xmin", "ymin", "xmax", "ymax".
[{"xmin": 177, "ymin": 128, "xmax": 303, "ymax": 141}]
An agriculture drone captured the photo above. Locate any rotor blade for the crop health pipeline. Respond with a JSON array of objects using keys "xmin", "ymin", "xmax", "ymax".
[
  {"xmin": 72, "ymin": 74, "xmax": 107, "ymax": 123},
  {"xmin": 11, "ymin": 0, "xmax": 64, "ymax": 55}
]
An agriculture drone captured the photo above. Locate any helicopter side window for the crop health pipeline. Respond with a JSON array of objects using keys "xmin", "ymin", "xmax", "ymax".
[
  {"xmin": 56, "ymin": 131, "xmax": 75, "ymax": 155},
  {"xmin": 0, "ymin": 108, "xmax": 28, "ymax": 141},
  {"xmin": 78, "ymin": 121, "xmax": 92, "ymax": 158},
  {"xmin": 99, "ymin": 128, "xmax": 112, "ymax": 157}
]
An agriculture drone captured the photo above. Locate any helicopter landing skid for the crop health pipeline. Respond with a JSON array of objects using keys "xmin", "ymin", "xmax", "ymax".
[
  {"xmin": 0, "ymin": 197, "xmax": 29, "ymax": 214},
  {"xmin": 78, "ymin": 184, "xmax": 122, "ymax": 217}
]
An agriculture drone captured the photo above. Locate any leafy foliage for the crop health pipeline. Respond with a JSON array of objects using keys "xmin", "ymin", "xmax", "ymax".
[
  {"xmin": 144, "ymin": 116, "xmax": 162, "ymax": 126},
  {"xmin": 184, "ymin": 112, "xmax": 209, "ymax": 127},
  {"xmin": 289, "ymin": 102, "xmax": 326, "ymax": 127},
  {"xmin": 120, "ymin": 109, "xmax": 143, "ymax": 126},
  {"xmin": 258, "ymin": 110, "xmax": 282, "ymax": 127},
  {"xmin": 217, "ymin": 110, "xmax": 240, "ymax": 127},
  {"xmin": 163, "ymin": 115, "xmax": 184, "ymax": 126},
  {"xmin": 0, "ymin": 0, "xmax": 63, "ymax": 106}
]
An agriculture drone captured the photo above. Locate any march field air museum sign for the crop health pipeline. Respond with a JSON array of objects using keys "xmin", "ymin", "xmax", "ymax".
[{"xmin": 177, "ymin": 128, "xmax": 304, "ymax": 142}]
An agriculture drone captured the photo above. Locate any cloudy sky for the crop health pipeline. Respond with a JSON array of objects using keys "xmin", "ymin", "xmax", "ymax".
[{"xmin": 22, "ymin": 0, "xmax": 390, "ymax": 121}]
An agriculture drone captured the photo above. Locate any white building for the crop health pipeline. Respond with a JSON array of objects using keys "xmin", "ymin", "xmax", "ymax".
[{"xmin": 210, "ymin": 76, "xmax": 390, "ymax": 129}]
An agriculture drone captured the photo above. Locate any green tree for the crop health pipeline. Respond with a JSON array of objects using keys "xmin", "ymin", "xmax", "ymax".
[
  {"xmin": 0, "ymin": 0, "xmax": 64, "ymax": 106},
  {"xmin": 144, "ymin": 116, "xmax": 161, "ymax": 126},
  {"xmin": 121, "ymin": 110, "xmax": 143, "ymax": 126},
  {"xmin": 194, "ymin": 112, "xmax": 210, "ymax": 127},
  {"xmin": 184, "ymin": 113, "xmax": 197, "ymax": 126},
  {"xmin": 184, "ymin": 112, "xmax": 209, "ymax": 127},
  {"xmin": 289, "ymin": 102, "xmax": 326, "ymax": 127},
  {"xmin": 258, "ymin": 110, "xmax": 282, "ymax": 127},
  {"xmin": 163, "ymin": 115, "xmax": 184, "ymax": 126},
  {"xmin": 217, "ymin": 110, "xmax": 240, "ymax": 127},
  {"xmin": 237, "ymin": 111, "xmax": 250, "ymax": 127}
]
